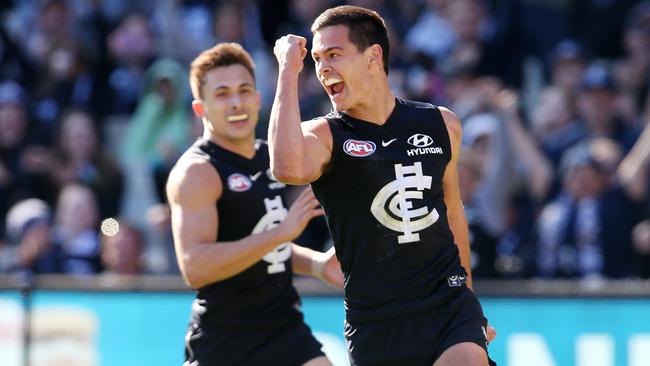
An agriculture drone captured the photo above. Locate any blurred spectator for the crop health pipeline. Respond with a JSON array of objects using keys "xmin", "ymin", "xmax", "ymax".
[
  {"xmin": 144, "ymin": 203, "xmax": 179, "ymax": 274},
  {"xmin": 153, "ymin": 0, "xmax": 217, "ymax": 65},
  {"xmin": 52, "ymin": 183, "xmax": 102, "ymax": 275},
  {"xmin": 548, "ymin": 39, "xmax": 589, "ymax": 96},
  {"xmin": 404, "ymin": 0, "xmax": 455, "ymax": 61},
  {"xmin": 119, "ymin": 58, "xmax": 190, "ymax": 203},
  {"xmin": 532, "ymin": 86, "xmax": 582, "ymax": 167},
  {"xmin": 50, "ymin": 107, "xmax": 124, "ymax": 218},
  {"xmin": 0, "ymin": 81, "xmax": 55, "ymax": 237},
  {"xmin": 106, "ymin": 12, "xmax": 156, "ymax": 116},
  {"xmin": 31, "ymin": 39, "xmax": 104, "ymax": 142},
  {"xmin": 100, "ymin": 219, "xmax": 144, "ymax": 275},
  {"xmin": 575, "ymin": 63, "xmax": 640, "ymax": 150},
  {"xmin": 458, "ymin": 148, "xmax": 498, "ymax": 278},
  {"xmin": 570, "ymin": 0, "xmax": 639, "ymax": 60},
  {"xmin": 3, "ymin": 198, "xmax": 58, "ymax": 274},
  {"xmin": 537, "ymin": 139, "xmax": 640, "ymax": 279},
  {"xmin": 214, "ymin": 0, "xmax": 276, "ymax": 107},
  {"xmin": 0, "ymin": 22, "xmax": 36, "ymax": 87},
  {"xmin": 0, "ymin": 0, "xmax": 649, "ymax": 280},
  {"xmin": 438, "ymin": 0, "xmax": 492, "ymax": 76},
  {"xmin": 22, "ymin": 0, "xmax": 75, "ymax": 66},
  {"xmin": 458, "ymin": 84, "xmax": 553, "ymax": 277}
]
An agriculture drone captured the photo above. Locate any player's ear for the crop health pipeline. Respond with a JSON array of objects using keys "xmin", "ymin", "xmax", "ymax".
[
  {"xmin": 191, "ymin": 100, "xmax": 205, "ymax": 119},
  {"xmin": 366, "ymin": 44, "xmax": 383, "ymax": 67}
]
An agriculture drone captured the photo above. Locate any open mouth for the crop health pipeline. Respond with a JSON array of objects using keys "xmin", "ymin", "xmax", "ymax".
[
  {"xmin": 324, "ymin": 77, "xmax": 345, "ymax": 98},
  {"xmin": 227, "ymin": 114, "xmax": 248, "ymax": 123}
]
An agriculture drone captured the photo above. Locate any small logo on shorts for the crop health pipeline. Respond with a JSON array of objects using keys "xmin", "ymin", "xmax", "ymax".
[{"xmin": 447, "ymin": 274, "xmax": 467, "ymax": 287}]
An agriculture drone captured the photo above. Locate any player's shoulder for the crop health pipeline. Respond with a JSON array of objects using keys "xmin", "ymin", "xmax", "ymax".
[
  {"xmin": 301, "ymin": 116, "xmax": 331, "ymax": 134},
  {"xmin": 436, "ymin": 106, "xmax": 462, "ymax": 138},
  {"xmin": 167, "ymin": 151, "xmax": 221, "ymax": 203}
]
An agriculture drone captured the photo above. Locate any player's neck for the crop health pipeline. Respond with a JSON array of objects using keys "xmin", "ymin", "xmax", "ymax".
[
  {"xmin": 343, "ymin": 87, "xmax": 395, "ymax": 125},
  {"xmin": 205, "ymin": 132, "xmax": 256, "ymax": 159}
]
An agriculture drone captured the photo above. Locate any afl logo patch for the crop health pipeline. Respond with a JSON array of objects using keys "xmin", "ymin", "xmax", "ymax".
[
  {"xmin": 343, "ymin": 139, "xmax": 376, "ymax": 157},
  {"xmin": 407, "ymin": 134, "xmax": 434, "ymax": 147},
  {"xmin": 227, "ymin": 173, "xmax": 252, "ymax": 192}
]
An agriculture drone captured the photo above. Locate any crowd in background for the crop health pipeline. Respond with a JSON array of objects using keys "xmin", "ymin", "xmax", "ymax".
[{"xmin": 1, "ymin": 0, "xmax": 650, "ymax": 280}]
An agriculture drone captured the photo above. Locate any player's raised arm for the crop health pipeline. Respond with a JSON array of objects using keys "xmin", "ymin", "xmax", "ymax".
[
  {"xmin": 269, "ymin": 34, "xmax": 332, "ymax": 185},
  {"xmin": 166, "ymin": 158, "xmax": 322, "ymax": 289},
  {"xmin": 439, "ymin": 106, "xmax": 474, "ymax": 290}
]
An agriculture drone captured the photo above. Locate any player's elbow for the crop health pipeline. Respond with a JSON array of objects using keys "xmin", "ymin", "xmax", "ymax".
[
  {"xmin": 179, "ymin": 257, "xmax": 212, "ymax": 290},
  {"xmin": 272, "ymin": 165, "xmax": 311, "ymax": 185},
  {"xmin": 182, "ymin": 269, "xmax": 211, "ymax": 290}
]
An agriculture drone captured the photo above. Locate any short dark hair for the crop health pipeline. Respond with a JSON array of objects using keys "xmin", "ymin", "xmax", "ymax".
[
  {"xmin": 189, "ymin": 42, "xmax": 256, "ymax": 99},
  {"xmin": 311, "ymin": 5, "xmax": 390, "ymax": 75}
]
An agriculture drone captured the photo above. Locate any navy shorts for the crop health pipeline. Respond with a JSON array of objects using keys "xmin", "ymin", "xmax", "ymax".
[
  {"xmin": 184, "ymin": 318, "xmax": 325, "ymax": 366},
  {"xmin": 344, "ymin": 288, "xmax": 496, "ymax": 366}
]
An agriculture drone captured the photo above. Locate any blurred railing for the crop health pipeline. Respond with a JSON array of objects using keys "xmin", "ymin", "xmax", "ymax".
[{"xmin": 2, "ymin": 274, "xmax": 650, "ymax": 297}]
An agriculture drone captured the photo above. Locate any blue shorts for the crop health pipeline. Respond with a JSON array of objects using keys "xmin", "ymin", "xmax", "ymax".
[
  {"xmin": 184, "ymin": 317, "xmax": 324, "ymax": 366},
  {"xmin": 344, "ymin": 287, "xmax": 496, "ymax": 366}
]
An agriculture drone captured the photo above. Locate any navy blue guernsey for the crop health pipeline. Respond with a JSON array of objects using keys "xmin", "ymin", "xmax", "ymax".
[
  {"xmin": 185, "ymin": 139, "xmax": 301, "ymax": 328},
  {"xmin": 311, "ymin": 98, "xmax": 467, "ymax": 322}
]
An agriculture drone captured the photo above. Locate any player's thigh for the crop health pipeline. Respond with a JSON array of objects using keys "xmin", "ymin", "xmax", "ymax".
[
  {"xmin": 432, "ymin": 341, "xmax": 488, "ymax": 366},
  {"xmin": 302, "ymin": 355, "xmax": 332, "ymax": 366}
]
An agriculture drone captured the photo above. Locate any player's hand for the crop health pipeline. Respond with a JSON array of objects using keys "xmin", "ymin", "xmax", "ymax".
[
  {"xmin": 276, "ymin": 186, "xmax": 323, "ymax": 243},
  {"xmin": 486, "ymin": 324, "xmax": 497, "ymax": 344},
  {"xmin": 274, "ymin": 34, "xmax": 308, "ymax": 73}
]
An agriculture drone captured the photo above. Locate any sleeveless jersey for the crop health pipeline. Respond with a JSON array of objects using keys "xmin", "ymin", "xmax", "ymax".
[
  {"xmin": 311, "ymin": 98, "xmax": 467, "ymax": 322},
  {"xmin": 185, "ymin": 139, "xmax": 301, "ymax": 328}
]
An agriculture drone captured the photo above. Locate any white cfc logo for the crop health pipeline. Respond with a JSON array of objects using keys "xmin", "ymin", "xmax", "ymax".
[
  {"xmin": 370, "ymin": 162, "xmax": 439, "ymax": 243},
  {"xmin": 251, "ymin": 195, "xmax": 292, "ymax": 273}
]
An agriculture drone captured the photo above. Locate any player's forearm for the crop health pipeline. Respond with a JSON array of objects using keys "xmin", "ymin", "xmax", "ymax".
[
  {"xmin": 290, "ymin": 243, "xmax": 329, "ymax": 277},
  {"xmin": 290, "ymin": 243, "xmax": 316, "ymax": 276},
  {"xmin": 179, "ymin": 228, "xmax": 288, "ymax": 289},
  {"xmin": 269, "ymin": 71, "xmax": 309, "ymax": 184},
  {"xmin": 449, "ymin": 210, "xmax": 473, "ymax": 289}
]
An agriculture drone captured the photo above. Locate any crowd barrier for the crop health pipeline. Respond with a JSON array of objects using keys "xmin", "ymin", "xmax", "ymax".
[{"xmin": 1, "ymin": 275, "xmax": 649, "ymax": 366}]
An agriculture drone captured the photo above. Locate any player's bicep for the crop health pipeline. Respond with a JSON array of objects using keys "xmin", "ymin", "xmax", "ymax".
[
  {"xmin": 442, "ymin": 161, "xmax": 464, "ymax": 219},
  {"xmin": 439, "ymin": 106, "xmax": 464, "ymax": 217},
  {"xmin": 170, "ymin": 195, "xmax": 218, "ymax": 256},
  {"xmin": 167, "ymin": 160, "xmax": 221, "ymax": 266},
  {"xmin": 301, "ymin": 118, "xmax": 333, "ymax": 181}
]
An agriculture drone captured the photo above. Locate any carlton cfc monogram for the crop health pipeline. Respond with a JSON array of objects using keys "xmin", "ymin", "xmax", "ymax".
[
  {"xmin": 370, "ymin": 162, "xmax": 440, "ymax": 243},
  {"xmin": 251, "ymin": 195, "xmax": 291, "ymax": 273}
]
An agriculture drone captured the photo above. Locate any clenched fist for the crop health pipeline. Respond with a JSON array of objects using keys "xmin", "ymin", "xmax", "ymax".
[{"xmin": 274, "ymin": 34, "xmax": 308, "ymax": 73}]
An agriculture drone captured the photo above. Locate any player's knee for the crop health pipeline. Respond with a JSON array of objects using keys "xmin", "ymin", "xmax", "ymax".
[
  {"xmin": 433, "ymin": 342, "xmax": 488, "ymax": 366},
  {"xmin": 302, "ymin": 355, "xmax": 332, "ymax": 366}
]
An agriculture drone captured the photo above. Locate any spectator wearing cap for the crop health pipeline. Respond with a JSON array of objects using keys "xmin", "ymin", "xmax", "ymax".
[
  {"xmin": 536, "ymin": 139, "xmax": 641, "ymax": 279},
  {"xmin": 2, "ymin": 198, "xmax": 61, "ymax": 274},
  {"xmin": 548, "ymin": 39, "xmax": 589, "ymax": 95},
  {"xmin": 576, "ymin": 63, "xmax": 640, "ymax": 152}
]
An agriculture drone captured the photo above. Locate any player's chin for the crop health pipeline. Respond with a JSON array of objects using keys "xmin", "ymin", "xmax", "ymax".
[{"xmin": 329, "ymin": 97, "xmax": 348, "ymax": 112}]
